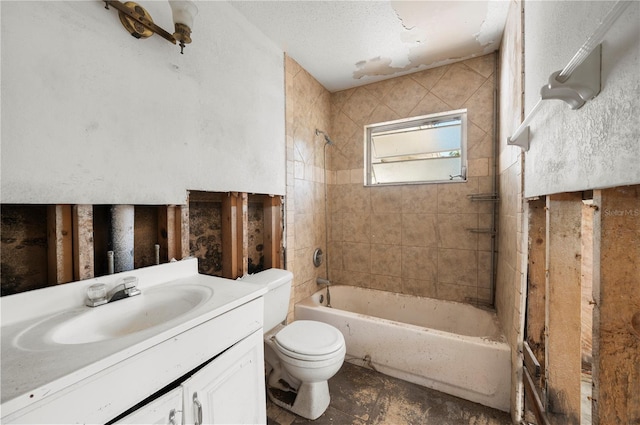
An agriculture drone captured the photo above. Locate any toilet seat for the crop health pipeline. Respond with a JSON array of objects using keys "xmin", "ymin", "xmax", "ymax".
[{"xmin": 274, "ymin": 320, "xmax": 345, "ymax": 361}]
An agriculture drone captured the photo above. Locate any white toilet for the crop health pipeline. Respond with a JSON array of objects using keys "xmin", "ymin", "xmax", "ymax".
[{"xmin": 241, "ymin": 269, "xmax": 345, "ymax": 420}]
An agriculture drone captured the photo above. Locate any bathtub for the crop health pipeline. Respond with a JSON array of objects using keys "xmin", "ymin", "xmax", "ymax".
[{"xmin": 295, "ymin": 285, "xmax": 511, "ymax": 412}]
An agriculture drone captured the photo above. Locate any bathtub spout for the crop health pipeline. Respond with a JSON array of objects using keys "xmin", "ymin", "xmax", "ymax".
[
  {"xmin": 316, "ymin": 277, "xmax": 330, "ymax": 286},
  {"xmin": 316, "ymin": 278, "xmax": 332, "ymax": 307}
]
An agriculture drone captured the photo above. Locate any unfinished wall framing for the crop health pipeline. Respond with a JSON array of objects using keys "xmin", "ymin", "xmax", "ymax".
[
  {"xmin": 188, "ymin": 191, "xmax": 282, "ymax": 279},
  {"xmin": 522, "ymin": 185, "xmax": 640, "ymax": 425},
  {"xmin": 1, "ymin": 193, "xmax": 282, "ymax": 295}
]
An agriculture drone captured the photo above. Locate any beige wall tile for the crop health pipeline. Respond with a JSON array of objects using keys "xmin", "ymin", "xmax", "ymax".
[
  {"xmin": 327, "ymin": 241, "xmax": 344, "ymax": 271},
  {"xmin": 380, "ymin": 76, "xmax": 428, "ymax": 117},
  {"xmin": 364, "ymin": 78, "xmax": 399, "ymax": 101},
  {"xmin": 438, "ymin": 248, "xmax": 478, "ymax": 286},
  {"xmin": 402, "ymin": 246, "xmax": 437, "ymax": 281},
  {"xmin": 331, "ymin": 88, "xmax": 355, "ymax": 111},
  {"xmin": 468, "ymin": 158, "xmax": 490, "ymax": 177},
  {"xmin": 370, "ymin": 213, "xmax": 402, "ymax": 245},
  {"xmin": 430, "ymin": 63, "xmax": 487, "ymax": 109},
  {"xmin": 478, "ymin": 251, "xmax": 492, "ymax": 289},
  {"xmin": 341, "ymin": 87, "xmax": 379, "ymax": 125},
  {"xmin": 345, "ymin": 184, "xmax": 371, "ymax": 213},
  {"xmin": 294, "ymin": 247, "xmax": 316, "ymax": 284},
  {"xmin": 343, "ymin": 242, "xmax": 371, "ymax": 273},
  {"xmin": 410, "ymin": 65, "xmax": 450, "ymax": 90},
  {"xmin": 294, "ymin": 213, "xmax": 314, "ymax": 249},
  {"xmin": 325, "ymin": 54, "xmax": 496, "ymax": 307},
  {"xmin": 369, "ymin": 104, "xmax": 401, "ymax": 125},
  {"xmin": 371, "ymin": 244, "xmax": 402, "ymax": 277},
  {"xmin": 437, "ymin": 282, "xmax": 480, "ymax": 303},
  {"xmin": 350, "ymin": 169, "xmax": 363, "ymax": 184},
  {"xmin": 402, "ymin": 278, "xmax": 437, "ymax": 298},
  {"xmin": 462, "ymin": 54, "xmax": 495, "ymax": 79},
  {"xmin": 464, "ymin": 78, "xmax": 495, "ymax": 133},
  {"xmin": 402, "ymin": 213, "xmax": 438, "ymax": 247},
  {"xmin": 343, "ymin": 213, "xmax": 371, "ymax": 243},
  {"xmin": 401, "ymin": 185, "xmax": 438, "ymax": 214},
  {"xmin": 409, "ymin": 92, "xmax": 452, "ymax": 117},
  {"xmin": 329, "ymin": 213, "xmax": 343, "ymax": 242},
  {"xmin": 370, "ymin": 274, "xmax": 403, "ymax": 292},
  {"xmin": 437, "ymin": 180, "xmax": 479, "ymax": 214},
  {"xmin": 437, "ymin": 213, "xmax": 478, "ymax": 250},
  {"xmin": 371, "ymin": 185, "xmax": 403, "ymax": 213}
]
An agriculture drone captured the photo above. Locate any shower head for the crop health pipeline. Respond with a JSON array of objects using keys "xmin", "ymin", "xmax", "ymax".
[{"xmin": 315, "ymin": 128, "xmax": 335, "ymax": 145}]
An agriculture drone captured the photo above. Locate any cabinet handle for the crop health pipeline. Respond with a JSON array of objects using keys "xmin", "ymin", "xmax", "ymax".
[
  {"xmin": 168, "ymin": 409, "xmax": 177, "ymax": 425},
  {"xmin": 193, "ymin": 392, "xmax": 203, "ymax": 425}
]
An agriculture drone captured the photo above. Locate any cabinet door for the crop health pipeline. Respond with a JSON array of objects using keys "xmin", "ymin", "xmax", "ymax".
[
  {"xmin": 182, "ymin": 330, "xmax": 266, "ymax": 425},
  {"xmin": 114, "ymin": 387, "xmax": 182, "ymax": 425}
]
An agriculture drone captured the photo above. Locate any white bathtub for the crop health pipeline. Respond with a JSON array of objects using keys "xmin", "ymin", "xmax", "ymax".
[{"xmin": 295, "ymin": 285, "xmax": 511, "ymax": 412}]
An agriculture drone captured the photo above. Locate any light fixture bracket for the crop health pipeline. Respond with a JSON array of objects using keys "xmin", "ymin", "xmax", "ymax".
[
  {"xmin": 104, "ymin": 1, "xmax": 196, "ymax": 53},
  {"xmin": 117, "ymin": 2, "xmax": 154, "ymax": 39}
]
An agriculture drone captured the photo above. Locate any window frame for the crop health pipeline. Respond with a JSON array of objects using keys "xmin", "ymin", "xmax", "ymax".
[{"xmin": 363, "ymin": 109, "xmax": 468, "ymax": 187}]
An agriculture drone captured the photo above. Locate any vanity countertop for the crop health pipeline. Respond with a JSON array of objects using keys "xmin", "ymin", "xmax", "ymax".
[{"xmin": 0, "ymin": 259, "xmax": 266, "ymax": 417}]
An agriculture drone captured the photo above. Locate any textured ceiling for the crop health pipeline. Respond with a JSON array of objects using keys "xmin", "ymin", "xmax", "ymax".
[{"xmin": 230, "ymin": 1, "xmax": 510, "ymax": 92}]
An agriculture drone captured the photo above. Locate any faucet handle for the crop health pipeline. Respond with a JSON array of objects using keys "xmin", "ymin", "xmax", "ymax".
[
  {"xmin": 86, "ymin": 283, "xmax": 108, "ymax": 307},
  {"xmin": 119, "ymin": 276, "xmax": 141, "ymax": 297},
  {"xmin": 120, "ymin": 276, "xmax": 138, "ymax": 289}
]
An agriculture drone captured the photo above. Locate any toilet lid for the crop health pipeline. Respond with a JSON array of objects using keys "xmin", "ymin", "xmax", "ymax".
[{"xmin": 274, "ymin": 320, "xmax": 344, "ymax": 357}]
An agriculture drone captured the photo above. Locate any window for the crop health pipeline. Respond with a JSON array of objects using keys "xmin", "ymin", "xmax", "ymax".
[{"xmin": 364, "ymin": 109, "xmax": 467, "ymax": 186}]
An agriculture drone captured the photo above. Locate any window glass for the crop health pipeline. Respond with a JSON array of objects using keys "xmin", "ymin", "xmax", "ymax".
[{"xmin": 364, "ymin": 110, "xmax": 467, "ymax": 186}]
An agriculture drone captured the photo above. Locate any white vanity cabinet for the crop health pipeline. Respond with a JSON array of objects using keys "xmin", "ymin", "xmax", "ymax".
[
  {"xmin": 114, "ymin": 387, "xmax": 183, "ymax": 425},
  {"xmin": 1, "ymin": 260, "xmax": 268, "ymax": 425},
  {"xmin": 114, "ymin": 331, "xmax": 265, "ymax": 425},
  {"xmin": 182, "ymin": 330, "xmax": 266, "ymax": 425}
]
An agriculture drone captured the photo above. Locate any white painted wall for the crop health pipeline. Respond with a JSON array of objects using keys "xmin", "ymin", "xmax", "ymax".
[
  {"xmin": 523, "ymin": 1, "xmax": 639, "ymax": 197},
  {"xmin": 1, "ymin": 1, "xmax": 285, "ymax": 205}
]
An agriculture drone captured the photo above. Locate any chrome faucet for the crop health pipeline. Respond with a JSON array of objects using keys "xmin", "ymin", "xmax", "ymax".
[
  {"xmin": 86, "ymin": 276, "xmax": 141, "ymax": 307},
  {"xmin": 108, "ymin": 277, "xmax": 141, "ymax": 302}
]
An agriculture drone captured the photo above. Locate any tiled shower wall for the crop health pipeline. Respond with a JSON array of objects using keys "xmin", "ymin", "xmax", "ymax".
[
  {"xmin": 327, "ymin": 54, "xmax": 497, "ymax": 305},
  {"xmin": 284, "ymin": 56, "xmax": 332, "ymax": 321}
]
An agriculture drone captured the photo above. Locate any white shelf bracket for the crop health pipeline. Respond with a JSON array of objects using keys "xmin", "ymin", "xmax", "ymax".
[
  {"xmin": 507, "ymin": 126, "xmax": 530, "ymax": 151},
  {"xmin": 540, "ymin": 44, "xmax": 602, "ymax": 110}
]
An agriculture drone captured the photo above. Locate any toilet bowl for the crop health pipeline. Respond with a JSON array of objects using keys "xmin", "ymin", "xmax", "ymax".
[
  {"xmin": 239, "ymin": 269, "xmax": 345, "ymax": 420},
  {"xmin": 265, "ymin": 321, "xmax": 345, "ymax": 420}
]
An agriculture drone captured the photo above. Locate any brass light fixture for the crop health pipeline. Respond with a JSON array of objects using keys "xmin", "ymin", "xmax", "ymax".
[{"xmin": 104, "ymin": 1, "xmax": 198, "ymax": 54}]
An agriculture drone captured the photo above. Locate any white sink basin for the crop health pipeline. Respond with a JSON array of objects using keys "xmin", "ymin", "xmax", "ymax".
[{"xmin": 15, "ymin": 284, "xmax": 213, "ymax": 349}]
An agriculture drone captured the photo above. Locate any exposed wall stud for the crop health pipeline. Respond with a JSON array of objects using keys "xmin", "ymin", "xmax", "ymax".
[
  {"xmin": 546, "ymin": 193, "xmax": 582, "ymax": 424},
  {"xmin": 72, "ymin": 204, "xmax": 94, "ymax": 280},
  {"xmin": 47, "ymin": 205, "xmax": 74, "ymax": 284}
]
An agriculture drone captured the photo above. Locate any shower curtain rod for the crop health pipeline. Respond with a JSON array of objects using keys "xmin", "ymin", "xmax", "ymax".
[{"xmin": 507, "ymin": 0, "xmax": 632, "ymax": 151}]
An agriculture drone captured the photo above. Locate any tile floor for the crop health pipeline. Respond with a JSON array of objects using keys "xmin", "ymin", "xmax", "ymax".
[{"xmin": 266, "ymin": 362, "xmax": 512, "ymax": 425}]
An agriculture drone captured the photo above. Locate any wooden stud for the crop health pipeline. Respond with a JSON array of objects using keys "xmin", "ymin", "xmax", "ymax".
[
  {"xmin": 546, "ymin": 193, "xmax": 582, "ymax": 424},
  {"xmin": 222, "ymin": 194, "xmax": 239, "ymax": 279},
  {"xmin": 238, "ymin": 192, "xmax": 248, "ymax": 277},
  {"xmin": 72, "ymin": 204, "xmax": 94, "ymax": 280},
  {"xmin": 524, "ymin": 341, "xmax": 541, "ymax": 378},
  {"xmin": 157, "ymin": 205, "xmax": 190, "ymax": 263},
  {"xmin": 177, "ymin": 204, "xmax": 190, "ymax": 260},
  {"xmin": 527, "ymin": 197, "xmax": 547, "ymax": 394},
  {"xmin": 263, "ymin": 196, "xmax": 282, "ymax": 269},
  {"xmin": 592, "ymin": 186, "xmax": 640, "ymax": 424},
  {"xmin": 47, "ymin": 205, "xmax": 73, "ymax": 285},
  {"xmin": 157, "ymin": 206, "xmax": 174, "ymax": 263},
  {"xmin": 524, "ymin": 366, "xmax": 551, "ymax": 425}
]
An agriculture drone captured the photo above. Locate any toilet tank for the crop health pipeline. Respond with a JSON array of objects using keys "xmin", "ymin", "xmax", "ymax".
[{"xmin": 240, "ymin": 269, "xmax": 293, "ymax": 332}]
